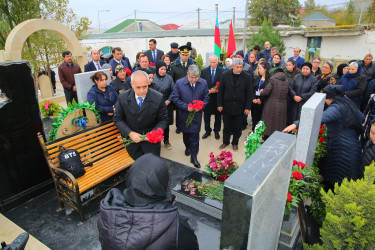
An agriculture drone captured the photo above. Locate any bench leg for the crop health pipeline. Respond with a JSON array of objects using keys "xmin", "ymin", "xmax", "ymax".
[{"xmin": 75, "ymin": 192, "xmax": 85, "ymax": 222}]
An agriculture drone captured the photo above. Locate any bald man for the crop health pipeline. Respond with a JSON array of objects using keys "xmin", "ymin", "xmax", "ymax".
[{"xmin": 84, "ymin": 49, "xmax": 105, "ymax": 72}]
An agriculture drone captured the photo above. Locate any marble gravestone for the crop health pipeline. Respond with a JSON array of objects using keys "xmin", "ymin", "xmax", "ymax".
[
  {"xmin": 220, "ymin": 132, "xmax": 296, "ymax": 250},
  {"xmin": 38, "ymin": 74, "xmax": 54, "ymax": 99},
  {"xmin": 295, "ymin": 93, "xmax": 326, "ymax": 167},
  {"xmin": 74, "ymin": 69, "xmax": 110, "ymax": 102}
]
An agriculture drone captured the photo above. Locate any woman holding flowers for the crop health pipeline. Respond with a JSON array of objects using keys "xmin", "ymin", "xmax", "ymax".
[
  {"xmin": 172, "ymin": 65, "xmax": 209, "ymax": 168},
  {"xmin": 283, "ymin": 85, "xmax": 364, "ymax": 191}
]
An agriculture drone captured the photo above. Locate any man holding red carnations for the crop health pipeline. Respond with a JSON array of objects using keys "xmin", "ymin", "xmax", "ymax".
[{"xmin": 172, "ymin": 65, "xmax": 209, "ymax": 168}]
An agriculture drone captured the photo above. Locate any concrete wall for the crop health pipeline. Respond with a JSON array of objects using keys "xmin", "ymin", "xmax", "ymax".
[{"xmin": 302, "ymin": 20, "xmax": 336, "ymax": 27}]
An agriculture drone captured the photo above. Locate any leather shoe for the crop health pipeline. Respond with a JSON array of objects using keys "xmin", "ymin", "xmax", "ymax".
[
  {"xmin": 202, "ymin": 132, "xmax": 211, "ymax": 139},
  {"xmin": 191, "ymin": 157, "xmax": 201, "ymax": 168},
  {"xmin": 215, "ymin": 132, "xmax": 220, "ymax": 140},
  {"xmin": 233, "ymin": 145, "xmax": 238, "ymax": 151},
  {"xmin": 219, "ymin": 143, "xmax": 228, "ymax": 150},
  {"xmin": 185, "ymin": 148, "xmax": 191, "ymax": 156}
]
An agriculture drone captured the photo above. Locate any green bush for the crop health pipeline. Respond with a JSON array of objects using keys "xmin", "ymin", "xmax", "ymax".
[
  {"xmin": 305, "ymin": 162, "xmax": 375, "ymax": 249},
  {"xmin": 247, "ymin": 18, "xmax": 286, "ymax": 56},
  {"xmin": 195, "ymin": 54, "xmax": 204, "ymax": 73}
]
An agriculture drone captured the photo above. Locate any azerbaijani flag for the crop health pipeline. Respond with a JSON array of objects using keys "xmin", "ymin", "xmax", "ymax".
[
  {"xmin": 214, "ymin": 14, "xmax": 221, "ymax": 58},
  {"xmin": 139, "ymin": 22, "xmax": 143, "ymax": 31}
]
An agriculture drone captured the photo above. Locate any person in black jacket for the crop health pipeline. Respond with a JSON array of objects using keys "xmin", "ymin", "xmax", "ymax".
[
  {"xmin": 252, "ymin": 61, "xmax": 270, "ymax": 131},
  {"xmin": 109, "ymin": 64, "xmax": 131, "ymax": 94},
  {"xmin": 98, "ymin": 154, "xmax": 199, "ymax": 250},
  {"xmin": 361, "ymin": 119, "xmax": 375, "ymax": 177},
  {"xmin": 217, "ymin": 58, "xmax": 253, "ymax": 151},
  {"xmin": 200, "ymin": 55, "xmax": 224, "ymax": 140},
  {"xmin": 113, "ymin": 71, "xmax": 168, "ymax": 160}
]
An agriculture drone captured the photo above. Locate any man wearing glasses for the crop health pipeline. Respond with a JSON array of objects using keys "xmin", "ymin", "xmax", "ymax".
[{"xmin": 172, "ymin": 65, "xmax": 209, "ymax": 168}]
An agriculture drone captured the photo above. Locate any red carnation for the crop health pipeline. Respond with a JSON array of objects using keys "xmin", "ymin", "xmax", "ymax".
[
  {"xmin": 319, "ymin": 128, "xmax": 324, "ymax": 134},
  {"xmin": 146, "ymin": 128, "xmax": 164, "ymax": 143},
  {"xmin": 125, "ymin": 68, "xmax": 132, "ymax": 76},
  {"xmin": 292, "ymin": 171, "xmax": 303, "ymax": 180},
  {"xmin": 298, "ymin": 162, "xmax": 306, "ymax": 169},
  {"xmin": 293, "ymin": 160, "xmax": 297, "ymax": 165},
  {"xmin": 287, "ymin": 192, "xmax": 292, "ymax": 202},
  {"xmin": 320, "ymin": 125, "xmax": 325, "ymax": 129},
  {"xmin": 186, "ymin": 100, "xmax": 205, "ymax": 127},
  {"xmin": 319, "ymin": 137, "xmax": 325, "ymax": 143}
]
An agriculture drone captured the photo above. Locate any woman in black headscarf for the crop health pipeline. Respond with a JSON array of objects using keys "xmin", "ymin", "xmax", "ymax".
[
  {"xmin": 283, "ymin": 85, "xmax": 364, "ymax": 191},
  {"xmin": 153, "ymin": 60, "xmax": 174, "ymax": 150},
  {"xmin": 315, "ymin": 61, "xmax": 336, "ymax": 92},
  {"xmin": 98, "ymin": 154, "xmax": 199, "ymax": 250},
  {"xmin": 332, "ymin": 63, "xmax": 348, "ymax": 85}
]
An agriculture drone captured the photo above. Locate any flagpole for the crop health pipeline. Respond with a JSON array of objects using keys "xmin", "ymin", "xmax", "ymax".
[{"xmin": 242, "ymin": 0, "xmax": 249, "ymax": 51}]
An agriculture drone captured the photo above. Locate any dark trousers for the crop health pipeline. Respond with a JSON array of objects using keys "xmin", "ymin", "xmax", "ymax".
[
  {"xmin": 183, "ymin": 132, "xmax": 199, "ymax": 159},
  {"xmin": 126, "ymin": 141, "xmax": 161, "ymax": 160},
  {"xmin": 164, "ymin": 126, "xmax": 170, "ymax": 142},
  {"xmin": 204, "ymin": 111, "xmax": 222, "ymax": 133},
  {"xmin": 223, "ymin": 113, "xmax": 242, "ymax": 146},
  {"xmin": 64, "ymin": 88, "xmax": 78, "ymax": 105}
]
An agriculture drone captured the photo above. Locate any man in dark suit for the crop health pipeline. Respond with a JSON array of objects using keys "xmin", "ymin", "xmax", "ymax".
[
  {"xmin": 172, "ymin": 65, "xmax": 209, "ymax": 168},
  {"xmin": 114, "ymin": 71, "xmax": 168, "ymax": 160},
  {"xmin": 288, "ymin": 47, "xmax": 305, "ymax": 69},
  {"xmin": 217, "ymin": 58, "xmax": 253, "ymax": 151},
  {"xmin": 260, "ymin": 41, "xmax": 271, "ymax": 61},
  {"xmin": 84, "ymin": 49, "xmax": 105, "ymax": 72},
  {"xmin": 144, "ymin": 39, "xmax": 164, "ymax": 66},
  {"xmin": 109, "ymin": 47, "xmax": 131, "ymax": 76},
  {"xmin": 167, "ymin": 42, "xmax": 180, "ymax": 65},
  {"xmin": 200, "ymin": 55, "xmax": 224, "ymax": 140},
  {"xmin": 133, "ymin": 55, "xmax": 156, "ymax": 73}
]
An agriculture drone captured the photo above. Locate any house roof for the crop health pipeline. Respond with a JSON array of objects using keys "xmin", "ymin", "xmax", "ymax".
[
  {"xmin": 302, "ymin": 12, "xmax": 335, "ymax": 22},
  {"xmin": 105, "ymin": 19, "xmax": 161, "ymax": 33},
  {"xmin": 161, "ymin": 24, "xmax": 180, "ymax": 30}
]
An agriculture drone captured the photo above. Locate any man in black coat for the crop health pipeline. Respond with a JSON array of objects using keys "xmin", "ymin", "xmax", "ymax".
[
  {"xmin": 200, "ymin": 55, "xmax": 224, "ymax": 140},
  {"xmin": 260, "ymin": 41, "xmax": 271, "ymax": 61},
  {"xmin": 217, "ymin": 58, "xmax": 253, "ymax": 151},
  {"xmin": 84, "ymin": 49, "xmax": 105, "ymax": 72},
  {"xmin": 144, "ymin": 39, "xmax": 164, "ymax": 65},
  {"xmin": 114, "ymin": 71, "xmax": 168, "ymax": 160},
  {"xmin": 167, "ymin": 42, "xmax": 180, "ymax": 65},
  {"xmin": 133, "ymin": 55, "xmax": 156, "ymax": 73}
]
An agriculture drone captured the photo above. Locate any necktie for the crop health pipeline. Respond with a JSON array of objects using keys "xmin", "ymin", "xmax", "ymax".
[
  {"xmin": 211, "ymin": 69, "xmax": 215, "ymax": 83},
  {"xmin": 183, "ymin": 62, "xmax": 186, "ymax": 68},
  {"xmin": 96, "ymin": 63, "xmax": 99, "ymax": 70},
  {"xmin": 191, "ymin": 84, "xmax": 195, "ymax": 91},
  {"xmin": 138, "ymin": 97, "xmax": 143, "ymax": 108},
  {"xmin": 153, "ymin": 51, "xmax": 156, "ymax": 63}
]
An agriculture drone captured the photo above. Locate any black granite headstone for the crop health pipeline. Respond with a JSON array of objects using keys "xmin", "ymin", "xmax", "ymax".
[{"xmin": 0, "ymin": 61, "xmax": 52, "ymax": 211}]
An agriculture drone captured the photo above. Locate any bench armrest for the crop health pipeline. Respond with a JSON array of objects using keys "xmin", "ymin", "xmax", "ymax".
[{"xmin": 48, "ymin": 159, "xmax": 80, "ymax": 193}]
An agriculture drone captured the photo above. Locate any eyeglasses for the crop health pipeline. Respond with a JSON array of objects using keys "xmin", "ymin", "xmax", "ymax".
[{"xmin": 188, "ymin": 75, "xmax": 198, "ymax": 79}]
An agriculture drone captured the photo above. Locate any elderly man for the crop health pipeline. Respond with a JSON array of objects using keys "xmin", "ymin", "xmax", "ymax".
[
  {"xmin": 109, "ymin": 47, "xmax": 131, "ymax": 76},
  {"xmin": 58, "ymin": 50, "xmax": 82, "ymax": 104},
  {"xmin": 114, "ymin": 71, "xmax": 168, "ymax": 160},
  {"xmin": 200, "ymin": 55, "xmax": 224, "ymax": 140},
  {"xmin": 144, "ymin": 39, "xmax": 164, "ymax": 65},
  {"xmin": 288, "ymin": 47, "xmax": 305, "ymax": 69},
  {"xmin": 133, "ymin": 55, "xmax": 156, "ymax": 73},
  {"xmin": 84, "ymin": 49, "xmax": 105, "ymax": 72},
  {"xmin": 268, "ymin": 47, "xmax": 286, "ymax": 67},
  {"xmin": 217, "ymin": 58, "xmax": 253, "ymax": 151},
  {"xmin": 260, "ymin": 41, "xmax": 271, "ymax": 61},
  {"xmin": 172, "ymin": 65, "xmax": 209, "ymax": 168}
]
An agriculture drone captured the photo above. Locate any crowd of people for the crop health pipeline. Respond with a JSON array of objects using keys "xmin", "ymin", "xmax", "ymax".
[{"xmin": 54, "ymin": 38, "xmax": 375, "ymax": 249}]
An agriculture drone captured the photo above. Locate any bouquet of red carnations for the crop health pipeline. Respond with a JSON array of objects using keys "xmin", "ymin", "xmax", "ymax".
[
  {"xmin": 186, "ymin": 100, "xmax": 204, "ymax": 127},
  {"xmin": 122, "ymin": 128, "xmax": 164, "ymax": 147},
  {"xmin": 213, "ymin": 81, "xmax": 220, "ymax": 93}
]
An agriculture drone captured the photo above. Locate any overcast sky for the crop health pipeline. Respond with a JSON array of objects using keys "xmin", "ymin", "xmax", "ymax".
[{"xmin": 67, "ymin": 0, "xmax": 349, "ymax": 31}]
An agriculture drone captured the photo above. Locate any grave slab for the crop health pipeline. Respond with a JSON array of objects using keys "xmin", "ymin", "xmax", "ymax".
[
  {"xmin": 38, "ymin": 75, "xmax": 54, "ymax": 99},
  {"xmin": 220, "ymin": 131, "xmax": 296, "ymax": 250},
  {"xmin": 74, "ymin": 69, "xmax": 110, "ymax": 102}
]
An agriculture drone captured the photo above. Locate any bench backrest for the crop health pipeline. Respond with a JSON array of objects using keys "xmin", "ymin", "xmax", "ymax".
[{"xmin": 41, "ymin": 122, "xmax": 125, "ymax": 168}]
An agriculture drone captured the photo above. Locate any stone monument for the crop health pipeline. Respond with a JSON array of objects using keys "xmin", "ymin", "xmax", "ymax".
[
  {"xmin": 38, "ymin": 74, "xmax": 54, "ymax": 99},
  {"xmin": 295, "ymin": 93, "xmax": 326, "ymax": 167},
  {"xmin": 74, "ymin": 69, "xmax": 110, "ymax": 102},
  {"xmin": 220, "ymin": 132, "xmax": 296, "ymax": 250}
]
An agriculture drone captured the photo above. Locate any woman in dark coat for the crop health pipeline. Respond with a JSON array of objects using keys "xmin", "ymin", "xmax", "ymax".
[
  {"xmin": 288, "ymin": 62, "xmax": 318, "ymax": 124},
  {"xmin": 283, "ymin": 59, "xmax": 300, "ymax": 84},
  {"xmin": 316, "ymin": 61, "xmax": 336, "ymax": 92},
  {"xmin": 271, "ymin": 53, "xmax": 283, "ymax": 70},
  {"xmin": 251, "ymin": 61, "xmax": 270, "ymax": 131},
  {"xmin": 98, "ymin": 154, "xmax": 199, "ymax": 250},
  {"xmin": 87, "ymin": 71, "xmax": 118, "ymax": 123},
  {"xmin": 340, "ymin": 61, "xmax": 367, "ymax": 108},
  {"xmin": 260, "ymin": 68, "xmax": 289, "ymax": 139},
  {"xmin": 284, "ymin": 85, "xmax": 364, "ymax": 191},
  {"xmin": 332, "ymin": 63, "xmax": 348, "ymax": 84},
  {"xmin": 153, "ymin": 60, "xmax": 174, "ymax": 150}
]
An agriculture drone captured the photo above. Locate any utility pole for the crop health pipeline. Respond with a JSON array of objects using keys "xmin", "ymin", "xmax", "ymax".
[
  {"xmin": 370, "ymin": 0, "xmax": 375, "ymax": 24},
  {"xmin": 134, "ymin": 10, "xmax": 137, "ymax": 32},
  {"xmin": 197, "ymin": 8, "xmax": 201, "ymax": 29},
  {"xmin": 215, "ymin": 3, "xmax": 218, "ymax": 17},
  {"xmin": 358, "ymin": 0, "xmax": 366, "ymax": 24},
  {"xmin": 232, "ymin": 7, "xmax": 236, "ymax": 33},
  {"xmin": 242, "ymin": 0, "xmax": 249, "ymax": 51}
]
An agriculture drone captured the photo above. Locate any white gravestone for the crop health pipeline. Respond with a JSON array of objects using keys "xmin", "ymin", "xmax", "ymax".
[
  {"xmin": 38, "ymin": 75, "xmax": 54, "ymax": 99},
  {"xmin": 74, "ymin": 69, "xmax": 110, "ymax": 102}
]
